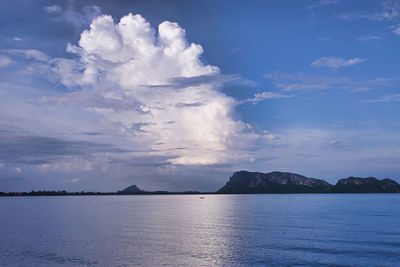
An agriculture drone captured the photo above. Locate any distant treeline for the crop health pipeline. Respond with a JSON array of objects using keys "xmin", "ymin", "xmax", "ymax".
[
  {"xmin": 0, "ymin": 190, "xmax": 206, "ymax": 197},
  {"xmin": 0, "ymin": 191, "xmax": 115, "ymax": 197},
  {"xmin": 3, "ymin": 170, "xmax": 398, "ymax": 197}
]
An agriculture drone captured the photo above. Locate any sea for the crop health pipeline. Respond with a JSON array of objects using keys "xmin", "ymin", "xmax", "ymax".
[{"xmin": 0, "ymin": 194, "xmax": 399, "ymax": 266}]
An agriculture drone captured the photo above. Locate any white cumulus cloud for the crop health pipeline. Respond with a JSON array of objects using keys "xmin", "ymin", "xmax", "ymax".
[
  {"xmin": 311, "ymin": 57, "xmax": 366, "ymax": 69},
  {"xmin": 49, "ymin": 13, "xmax": 269, "ymax": 165}
]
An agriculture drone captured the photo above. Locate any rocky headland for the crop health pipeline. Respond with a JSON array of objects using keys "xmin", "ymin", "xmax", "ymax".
[{"xmin": 217, "ymin": 171, "xmax": 400, "ymax": 194}]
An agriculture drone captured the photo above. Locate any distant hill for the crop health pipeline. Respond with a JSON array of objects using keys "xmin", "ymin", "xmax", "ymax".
[
  {"xmin": 118, "ymin": 185, "xmax": 143, "ymax": 194},
  {"xmin": 217, "ymin": 171, "xmax": 400, "ymax": 194},
  {"xmin": 217, "ymin": 171, "xmax": 333, "ymax": 193},
  {"xmin": 329, "ymin": 177, "xmax": 400, "ymax": 193}
]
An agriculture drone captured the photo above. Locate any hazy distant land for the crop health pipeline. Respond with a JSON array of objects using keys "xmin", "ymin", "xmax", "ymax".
[{"xmin": 1, "ymin": 171, "xmax": 399, "ymax": 196}]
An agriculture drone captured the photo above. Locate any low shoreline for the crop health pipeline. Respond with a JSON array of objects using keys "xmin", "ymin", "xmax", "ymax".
[
  {"xmin": 1, "ymin": 191, "xmax": 399, "ymax": 197},
  {"xmin": 3, "ymin": 170, "xmax": 399, "ymax": 196}
]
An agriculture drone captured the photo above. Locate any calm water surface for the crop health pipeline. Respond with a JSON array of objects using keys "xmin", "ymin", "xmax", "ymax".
[{"xmin": 1, "ymin": 194, "xmax": 400, "ymax": 266}]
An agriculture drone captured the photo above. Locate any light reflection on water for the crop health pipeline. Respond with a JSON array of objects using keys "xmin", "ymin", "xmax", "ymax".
[{"xmin": 1, "ymin": 194, "xmax": 400, "ymax": 266}]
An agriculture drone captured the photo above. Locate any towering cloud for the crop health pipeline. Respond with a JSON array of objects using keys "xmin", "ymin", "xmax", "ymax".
[{"xmin": 51, "ymin": 13, "xmax": 257, "ymax": 165}]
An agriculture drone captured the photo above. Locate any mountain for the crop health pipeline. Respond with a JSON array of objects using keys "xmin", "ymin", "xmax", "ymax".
[
  {"xmin": 118, "ymin": 185, "xmax": 143, "ymax": 194},
  {"xmin": 217, "ymin": 171, "xmax": 333, "ymax": 194},
  {"xmin": 329, "ymin": 177, "xmax": 400, "ymax": 193}
]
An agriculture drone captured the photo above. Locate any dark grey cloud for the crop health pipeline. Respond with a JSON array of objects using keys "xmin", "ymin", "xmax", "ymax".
[
  {"xmin": 168, "ymin": 73, "xmax": 240, "ymax": 88},
  {"xmin": 81, "ymin": 132, "xmax": 103, "ymax": 136},
  {"xmin": 107, "ymin": 155, "xmax": 173, "ymax": 167},
  {"xmin": 296, "ymin": 153, "xmax": 315, "ymax": 159},
  {"xmin": 175, "ymin": 102, "xmax": 205, "ymax": 108},
  {"xmin": 141, "ymin": 73, "xmax": 240, "ymax": 90},
  {"xmin": 35, "ymin": 90, "xmax": 147, "ymax": 112},
  {"xmin": 0, "ymin": 135, "xmax": 128, "ymax": 165},
  {"xmin": 13, "ymin": 158, "xmax": 54, "ymax": 165}
]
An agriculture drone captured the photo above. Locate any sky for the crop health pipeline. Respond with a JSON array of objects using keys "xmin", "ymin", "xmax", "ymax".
[{"xmin": 0, "ymin": 0, "xmax": 399, "ymax": 192}]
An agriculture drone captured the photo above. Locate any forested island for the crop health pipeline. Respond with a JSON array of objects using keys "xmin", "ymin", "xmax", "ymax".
[{"xmin": 217, "ymin": 171, "xmax": 400, "ymax": 194}]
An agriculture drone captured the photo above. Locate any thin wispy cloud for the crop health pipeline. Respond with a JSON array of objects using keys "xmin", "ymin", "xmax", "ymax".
[
  {"xmin": 363, "ymin": 94, "xmax": 400, "ymax": 102},
  {"xmin": 43, "ymin": 5, "xmax": 62, "ymax": 14},
  {"xmin": 308, "ymin": 0, "xmax": 341, "ymax": 10},
  {"xmin": 71, "ymin": 178, "xmax": 80, "ymax": 183},
  {"xmin": 307, "ymin": 0, "xmax": 341, "ymax": 19},
  {"xmin": 328, "ymin": 139, "xmax": 350, "ymax": 149},
  {"xmin": 317, "ymin": 36, "xmax": 331, "ymax": 41},
  {"xmin": 229, "ymin": 46, "xmax": 244, "ymax": 53},
  {"xmin": 356, "ymin": 36, "xmax": 382, "ymax": 41},
  {"xmin": 380, "ymin": 0, "xmax": 400, "ymax": 20},
  {"xmin": 1, "ymin": 49, "xmax": 50, "ymax": 62},
  {"xmin": 264, "ymin": 72, "xmax": 387, "ymax": 93},
  {"xmin": 350, "ymin": 87, "xmax": 373, "ymax": 93},
  {"xmin": 241, "ymin": 92, "xmax": 293, "ymax": 105},
  {"xmin": 359, "ymin": 119, "xmax": 379, "ymax": 125},
  {"xmin": 311, "ymin": 57, "xmax": 366, "ymax": 69},
  {"xmin": 392, "ymin": 24, "xmax": 400, "ymax": 34},
  {"xmin": 339, "ymin": 0, "xmax": 400, "ymax": 21},
  {"xmin": 0, "ymin": 55, "xmax": 13, "ymax": 67},
  {"xmin": 44, "ymin": 3, "xmax": 101, "ymax": 28}
]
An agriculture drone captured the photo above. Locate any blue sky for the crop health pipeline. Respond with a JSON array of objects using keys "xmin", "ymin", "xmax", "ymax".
[{"xmin": 0, "ymin": 0, "xmax": 399, "ymax": 192}]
